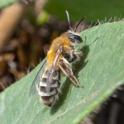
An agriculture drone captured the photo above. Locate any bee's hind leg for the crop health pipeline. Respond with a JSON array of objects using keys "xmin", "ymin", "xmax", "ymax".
[{"xmin": 59, "ymin": 57, "xmax": 80, "ymax": 87}]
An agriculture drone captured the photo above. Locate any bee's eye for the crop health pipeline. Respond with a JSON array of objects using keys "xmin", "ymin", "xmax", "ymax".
[{"xmin": 69, "ymin": 34, "xmax": 82, "ymax": 43}]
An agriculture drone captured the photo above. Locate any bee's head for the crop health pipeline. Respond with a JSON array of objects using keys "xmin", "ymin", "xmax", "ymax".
[
  {"xmin": 67, "ymin": 30, "xmax": 82, "ymax": 43},
  {"xmin": 65, "ymin": 10, "xmax": 82, "ymax": 44}
]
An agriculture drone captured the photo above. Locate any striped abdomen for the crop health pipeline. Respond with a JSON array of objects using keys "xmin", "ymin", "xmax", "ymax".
[{"xmin": 37, "ymin": 67, "xmax": 60, "ymax": 107}]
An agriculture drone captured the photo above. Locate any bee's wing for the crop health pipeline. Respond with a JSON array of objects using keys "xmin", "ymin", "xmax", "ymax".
[
  {"xmin": 30, "ymin": 46, "xmax": 63, "ymax": 96},
  {"xmin": 53, "ymin": 46, "xmax": 63, "ymax": 67},
  {"xmin": 59, "ymin": 57, "xmax": 80, "ymax": 87},
  {"xmin": 29, "ymin": 59, "xmax": 46, "ymax": 96},
  {"xmin": 47, "ymin": 46, "xmax": 63, "ymax": 81}
]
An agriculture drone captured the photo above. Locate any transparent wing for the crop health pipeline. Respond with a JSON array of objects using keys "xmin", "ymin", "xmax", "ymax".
[
  {"xmin": 29, "ymin": 58, "xmax": 46, "ymax": 96},
  {"xmin": 30, "ymin": 46, "xmax": 63, "ymax": 96}
]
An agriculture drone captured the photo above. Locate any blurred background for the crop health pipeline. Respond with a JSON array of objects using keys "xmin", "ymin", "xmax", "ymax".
[{"xmin": 0, "ymin": 0, "xmax": 124, "ymax": 124}]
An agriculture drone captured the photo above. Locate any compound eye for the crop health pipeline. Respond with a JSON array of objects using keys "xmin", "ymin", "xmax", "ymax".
[
  {"xmin": 69, "ymin": 34, "xmax": 82, "ymax": 43},
  {"xmin": 74, "ymin": 35, "xmax": 82, "ymax": 43}
]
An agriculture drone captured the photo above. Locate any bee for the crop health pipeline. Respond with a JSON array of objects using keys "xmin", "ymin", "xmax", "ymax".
[{"xmin": 36, "ymin": 11, "xmax": 83, "ymax": 107}]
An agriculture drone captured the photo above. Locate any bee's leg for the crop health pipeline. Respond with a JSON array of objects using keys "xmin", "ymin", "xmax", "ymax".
[
  {"xmin": 64, "ymin": 50, "xmax": 82, "ymax": 63},
  {"xmin": 73, "ymin": 51, "xmax": 82, "ymax": 61},
  {"xmin": 59, "ymin": 57, "xmax": 80, "ymax": 87}
]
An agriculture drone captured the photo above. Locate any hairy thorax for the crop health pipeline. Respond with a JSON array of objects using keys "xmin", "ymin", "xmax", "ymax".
[{"xmin": 47, "ymin": 34, "xmax": 72, "ymax": 67}]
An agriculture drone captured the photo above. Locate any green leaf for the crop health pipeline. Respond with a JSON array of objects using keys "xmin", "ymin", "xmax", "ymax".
[
  {"xmin": 0, "ymin": 0, "xmax": 17, "ymax": 9},
  {"xmin": 1, "ymin": 21, "xmax": 124, "ymax": 124},
  {"xmin": 45, "ymin": 0, "xmax": 124, "ymax": 21}
]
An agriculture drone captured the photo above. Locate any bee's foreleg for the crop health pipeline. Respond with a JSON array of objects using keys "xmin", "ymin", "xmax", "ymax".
[
  {"xmin": 64, "ymin": 50, "xmax": 82, "ymax": 62},
  {"xmin": 73, "ymin": 51, "xmax": 82, "ymax": 61},
  {"xmin": 59, "ymin": 57, "xmax": 80, "ymax": 87}
]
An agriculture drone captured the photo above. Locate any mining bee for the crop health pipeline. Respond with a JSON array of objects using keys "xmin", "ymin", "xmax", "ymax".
[{"xmin": 35, "ymin": 11, "xmax": 83, "ymax": 107}]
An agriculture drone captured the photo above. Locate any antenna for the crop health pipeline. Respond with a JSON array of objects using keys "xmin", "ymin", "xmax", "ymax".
[
  {"xmin": 74, "ymin": 18, "xmax": 84, "ymax": 32},
  {"xmin": 65, "ymin": 10, "xmax": 73, "ymax": 31}
]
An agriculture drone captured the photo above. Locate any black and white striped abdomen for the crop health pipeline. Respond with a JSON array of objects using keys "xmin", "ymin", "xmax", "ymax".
[{"xmin": 36, "ymin": 68, "xmax": 60, "ymax": 107}]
